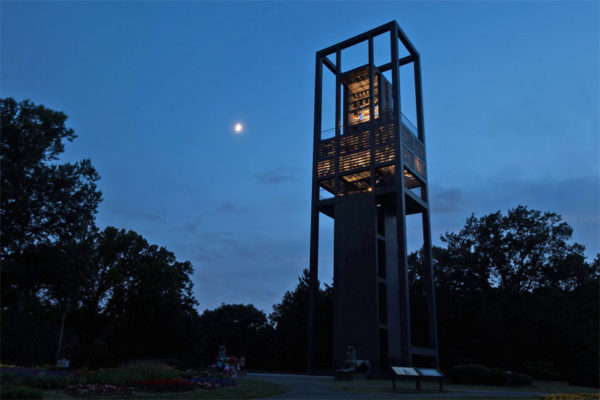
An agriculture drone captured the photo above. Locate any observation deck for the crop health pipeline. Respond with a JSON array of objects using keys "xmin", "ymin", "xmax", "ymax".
[{"xmin": 316, "ymin": 112, "xmax": 425, "ymax": 198}]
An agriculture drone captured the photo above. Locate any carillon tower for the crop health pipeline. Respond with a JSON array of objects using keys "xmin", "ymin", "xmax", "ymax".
[{"xmin": 307, "ymin": 21, "xmax": 439, "ymax": 376}]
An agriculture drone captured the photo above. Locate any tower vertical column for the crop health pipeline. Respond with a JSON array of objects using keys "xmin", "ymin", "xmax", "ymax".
[
  {"xmin": 307, "ymin": 54, "xmax": 323, "ymax": 374},
  {"xmin": 390, "ymin": 23, "xmax": 412, "ymax": 366},
  {"xmin": 414, "ymin": 54, "xmax": 439, "ymax": 367}
]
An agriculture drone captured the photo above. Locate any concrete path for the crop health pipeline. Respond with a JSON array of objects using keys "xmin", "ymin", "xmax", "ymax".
[{"xmin": 246, "ymin": 373, "xmax": 544, "ymax": 399}]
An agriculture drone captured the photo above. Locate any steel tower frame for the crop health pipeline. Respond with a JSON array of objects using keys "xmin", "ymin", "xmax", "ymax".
[{"xmin": 307, "ymin": 21, "xmax": 439, "ymax": 376}]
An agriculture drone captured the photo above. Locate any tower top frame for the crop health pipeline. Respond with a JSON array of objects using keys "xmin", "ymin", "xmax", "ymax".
[{"xmin": 316, "ymin": 21, "xmax": 420, "ymax": 59}]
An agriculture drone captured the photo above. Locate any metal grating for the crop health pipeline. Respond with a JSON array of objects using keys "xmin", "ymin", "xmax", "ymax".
[
  {"xmin": 316, "ymin": 118, "xmax": 426, "ymax": 181},
  {"xmin": 339, "ymin": 131, "xmax": 370, "ymax": 156},
  {"xmin": 401, "ymin": 124, "xmax": 426, "ymax": 178},
  {"xmin": 319, "ymin": 139, "xmax": 336, "ymax": 160},
  {"xmin": 339, "ymin": 149, "xmax": 370, "ymax": 172},
  {"xmin": 374, "ymin": 145, "xmax": 394, "ymax": 164}
]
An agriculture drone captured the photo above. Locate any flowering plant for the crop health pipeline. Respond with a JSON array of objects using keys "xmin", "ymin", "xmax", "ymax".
[
  {"xmin": 65, "ymin": 384, "xmax": 134, "ymax": 397},
  {"xmin": 189, "ymin": 376, "xmax": 237, "ymax": 389},
  {"xmin": 540, "ymin": 394, "xmax": 600, "ymax": 400}
]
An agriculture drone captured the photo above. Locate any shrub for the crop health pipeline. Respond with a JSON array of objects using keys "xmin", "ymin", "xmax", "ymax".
[
  {"xmin": 522, "ymin": 361, "xmax": 564, "ymax": 381},
  {"xmin": 488, "ymin": 367, "xmax": 509, "ymax": 385},
  {"xmin": 509, "ymin": 372, "xmax": 533, "ymax": 386},
  {"xmin": 0, "ymin": 385, "xmax": 43, "ymax": 399},
  {"xmin": 0, "ymin": 367, "xmax": 83, "ymax": 389},
  {"xmin": 86, "ymin": 362, "xmax": 177, "ymax": 386},
  {"xmin": 448, "ymin": 364, "xmax": 491, "ymax": 384},
  {"xmin": 65, "ymin": 384, "xmax": 134, "ymax": 397},
  {"xmin": 180, "ymin": 369, "xmax": 199, "ymax": 379},
  {"xmin": 14, "ymin": 375, "xmax": 81, "ymax": 389},
  {"xmin": 1, "ymin": 372, "xmax": 18, "ymax": 385},
  {"xmin": 448, "ymin": 364, "xmax": 532, "ymax": 386},
  {"xmin": 189, "ymin": 376, "xmax": 238, "ymax": 389}
]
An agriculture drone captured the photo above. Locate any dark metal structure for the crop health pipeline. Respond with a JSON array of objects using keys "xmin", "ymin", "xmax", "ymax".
[{"xmin": 307, "ymin": 21, "xmax": 439, "ymax": 376}]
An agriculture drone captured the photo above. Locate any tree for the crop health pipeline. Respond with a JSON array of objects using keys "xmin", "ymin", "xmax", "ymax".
[
  {"xmin": 438, "ymin": 205, "xmax": 592, "ymax": 294},
  {"xmin": 197, "ymin": 304, "xmax": 273, "ymax": 369},
  {"xmin": 270, "ymin": 269, "xmax": 333, "ymax": 371},
  {"xmin": 75, "ymin": 227, "xmax": 200, "ymax": 366},
  {"xmin": 1, "ymin": 97, "xmax": 102, "ymax": 364},
  {"xmin": 1, "ymin": 97, "xmax": 101, "ymax": 258},
  {"xmin": 409, "ymin": 206, "xmax": 598, "ymax": 387},
  {"xmin": 1, "ymin": 98, "xmax": 203, "ymax": 368}
]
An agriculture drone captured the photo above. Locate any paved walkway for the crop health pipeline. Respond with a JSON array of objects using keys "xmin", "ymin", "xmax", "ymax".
[{"xmin": 246, "ymin": 373, "xmax": 545, "ymax": 399}]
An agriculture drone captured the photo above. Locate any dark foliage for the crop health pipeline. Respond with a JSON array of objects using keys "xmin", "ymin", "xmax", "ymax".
[
  {"xmin": 1, "ymin": 98, "xmax": 103, "ymax": 365},
  {"xmin": 0, "ymin": 98, "xmax": 200, "ymax": 368},
  {"xmin": 0, "ymin": 98, "xmax": 101, "ymax": 257},
  {"xmin": 0, "ymin": 385, "xmax": 43, "ymax": 399},
  {"xmin": 64, "ymin": 384, "xmax": 134, "ymax": 397},
  {"xmin": 447, "ymin": 364, "xmax": 532, "ymax": 386},
  {"xmin": 189, "ymin": 377, "xmax": 237, "ymax": 387},
  {"xmin": 74, "ymin": 227, "xmax": 201, "ymax": 366},
  {"xmin": 409, "ymin": 206, "xmax": 599, "ymax": 387},
  {"xmin": 270, "ymin": 269, "xmax": 333, "ymax": 372},
  {"xmin": 196, "ymin": 304, "xmax": 274, "ymax": 370}
]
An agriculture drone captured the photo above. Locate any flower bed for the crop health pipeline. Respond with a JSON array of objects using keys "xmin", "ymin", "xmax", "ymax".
[
  {"xmin": 87, "ymin": 362, "xmax": 178, "ymax": 386},
  {"xmin": 540, "ymin": 394, "xmax": 600, "ymax": 400},
  {"xmin": 65, "ymin": 384, "xmax": 134, "ymax": 397},
  {"xmin": 189, "ymin": 376, "xmax": 238, "ymax": 389},
  {"xmin": 1, "ymin": 367, "xmax": 83, "ymax": 389},
  {"xmin": 129, "ymin": 379, "xmax": 196, "ymax": 392}
]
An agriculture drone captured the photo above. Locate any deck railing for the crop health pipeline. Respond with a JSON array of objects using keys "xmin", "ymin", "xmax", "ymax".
[{"xmin": 316, "ymin": 113, "xmax": 425, "ymax": 181}]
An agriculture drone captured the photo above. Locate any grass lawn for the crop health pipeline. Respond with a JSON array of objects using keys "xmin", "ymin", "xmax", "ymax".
[
  {"xmin": 39, "ymin": 378, "xmax": 288, "ymax": 400},
  {"xmin": 333, "ymin": 379, "xmax": 598, "ymax": 399}
]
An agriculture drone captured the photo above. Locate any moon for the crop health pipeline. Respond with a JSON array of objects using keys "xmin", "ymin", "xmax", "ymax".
[{"xmin": 234, "ymin": 122, "xmax": 243, "ymax": 134}]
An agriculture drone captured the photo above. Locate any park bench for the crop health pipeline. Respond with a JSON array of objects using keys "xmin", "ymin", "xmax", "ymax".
[{"xmin": 390, "ymin": 366, "xmax": 445, "ymax": 391}]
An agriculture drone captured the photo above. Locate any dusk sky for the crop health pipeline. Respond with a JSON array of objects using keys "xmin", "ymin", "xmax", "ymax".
[{"xmin": 2, "ymin": 1, "xmax": 598, "ymax": 313}]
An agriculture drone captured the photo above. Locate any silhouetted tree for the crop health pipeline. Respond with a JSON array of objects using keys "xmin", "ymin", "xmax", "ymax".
[
  {"xmin": 437, "ymin": 205, "xmax": 592, "ymax": 294},
  {"xmin": 270, "ymin": 269, "xmax": 333, "ymax": 371},
  {"xmin": 1, "ymin": 99, "xmax": 201, "ymax": 368},
  {"xmin": 197, "ymin": 304, "xmax": 274, "ymax": 370},
  {"xmin": 0, "ymin": 97, "xmax": 101, "ymax": 258},
  {"xmin": 1, "ymin": 97, "xmax": 101, "ymax": 364},
  {"xmin": 408, "ymin": 206, "xmax": 598, "ymax": 387},
  {"xmin": 74, "ymin": 227, "xmax": 200, "ymax": 366}
]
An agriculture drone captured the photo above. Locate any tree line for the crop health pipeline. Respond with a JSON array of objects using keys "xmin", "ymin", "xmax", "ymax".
[{"xmin": 1, "ymin": 98, "xmax": 597, "ymax": 387}]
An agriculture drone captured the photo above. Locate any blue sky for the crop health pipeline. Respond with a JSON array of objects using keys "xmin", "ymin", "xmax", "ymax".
[{"xmin": 2, "ymin": 1, "xmax": 598, "ymax": 313}]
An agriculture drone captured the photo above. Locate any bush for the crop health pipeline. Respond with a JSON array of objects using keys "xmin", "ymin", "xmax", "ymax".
[
  {"xmin": 522, "ymin": 361, "xmax": 564, "ymax": 381},
  {"xmin": 85, "ymin": 361, "xmax": 178, "ymax": 386},
  {"xmin": 14, "ymin": 375, "xmax": 81, "ymax": 389},
  {"xmin": 488, "ymin": 367, "xmax": 509, "ymax": 385},
  {"xmin": 65, "ymin": 384, "xmax": 134, "ymax": 397},
  {"xmin": 448, "ymin": 364, "xmax": 532, "ymax": 386},
  {"xmin": 509, "ymin": 372, "xmax": 533, "ymax": 386},
  {"xmin": 0, "ymin": 385, "xmax": 43, "ymax": 399},
  {"xmin": 189, "ymin": 376, "xmax": 238, "ymax": 389},
  {"xmin": 448, "ymin": 364, "xmax": 491, "ymax": 384},
  {"xmin": 0, "ymin": 367, "xmax": 83, "ymax": 389}
]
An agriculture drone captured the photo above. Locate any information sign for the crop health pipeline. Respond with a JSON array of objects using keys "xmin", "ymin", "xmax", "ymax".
[
  {"xmin": 391, "ymin": 366, "xmax": 419, "ymax": 376},
  {"xmin": 416, "ymin": 368, "xmax": 443, "ymax": 377}
]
